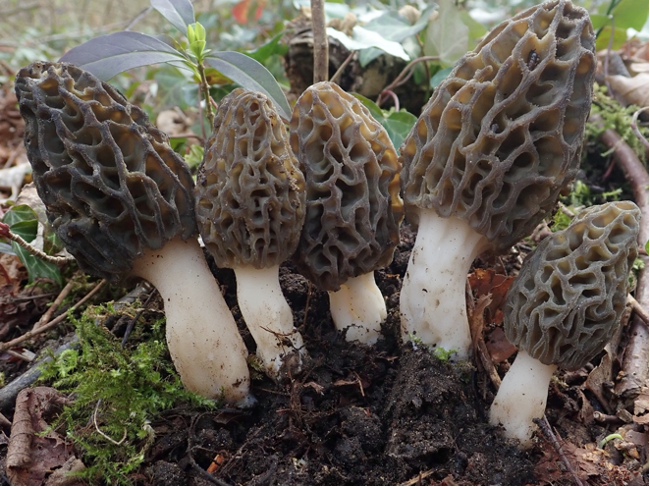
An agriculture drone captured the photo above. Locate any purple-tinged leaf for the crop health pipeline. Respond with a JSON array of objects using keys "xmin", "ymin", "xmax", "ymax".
[
  {"xmin": 151, "ymin": 0, "xmax": 195, "ymax": 34},
  {"xmin": 59, "ymin": 31, "xmax": 186, "ymax": 80},
  {"xmin": 205, "ymin": 52, "xmax": 291, "ymax": 121}
]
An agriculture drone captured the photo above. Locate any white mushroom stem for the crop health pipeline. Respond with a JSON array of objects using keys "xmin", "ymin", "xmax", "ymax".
[
  {"xmin": 328, "ymin": 272, "xmax": 386, "ymax": 345},
  {"xmin": 400, "ymin": 209, "xmax": 490, "ymax": 359},
  {"xmin": 489, "ymin": 349, "xmax": 558, "ymax": 447},
  {"xmin": 233, "ymin": 264, "xmax": 304, "ymax": 374},
  {"xmin": 130, "ymin": 236, "xmax": 252, "ymax": 405}
]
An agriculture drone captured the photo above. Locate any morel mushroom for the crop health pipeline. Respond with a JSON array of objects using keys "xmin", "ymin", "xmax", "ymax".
[
  {"xmin": 399, "ymin": 0, "xmax": 596, "ymax": 358},
  {"xmin": 195, "ymin": 89, "xmax": 306, "ymax": 375},
  {"xmin": 490, "ymin": 201, "xmax": 641, "ymax": 447},
  {"xmin": 15, "ymin": 62, "xmax": 252, "ymax": 404},
  {"xmin": 290, "ymin": 81, "xmax": 403, "ymax": 344}
]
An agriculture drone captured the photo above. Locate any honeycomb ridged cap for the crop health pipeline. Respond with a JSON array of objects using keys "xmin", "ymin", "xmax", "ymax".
[
  {"xmin": 503, "ymin": 201, "xmax": 640, "ymax": 371},
  {"xmin": 195, "ymin": 89, "xmax": 306, "ymax": 269},
  {"xmin": 290, "ymin": 81, "xmax": 403, "ymax": 292},
  {"xmin": 400, "ymin": 0, "xmax": 596, "ymax": 253},
  {"xmin": 15, "ymin": 62, "xmax": 196, "ymax": 280}
]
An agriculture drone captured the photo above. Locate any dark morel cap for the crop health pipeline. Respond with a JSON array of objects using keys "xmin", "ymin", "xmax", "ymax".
[{"xmin": 15, "ymin": 62, "xmax": 196, "ymax": 280}]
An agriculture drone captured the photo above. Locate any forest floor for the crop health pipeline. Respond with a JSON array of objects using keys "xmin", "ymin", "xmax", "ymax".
[{"xmin": 0, "ymin": 68, "xmax": 648, "ymax": 484}]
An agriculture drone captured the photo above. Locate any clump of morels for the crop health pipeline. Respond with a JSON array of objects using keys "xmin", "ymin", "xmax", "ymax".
[
  {"xmin": 15, "ymin": 62, "xmax": 252, "ymax": 404},
  {"xmin": 195, "ymin": 88, "xmax": 306, "ymax": 376},
  {"xmin": 290, "ymin": 81, "xmax": 403, "ymax": 344},
  {"xmin": 398, "ymin": 0, "xmax": 596, "ymax": 359},
  {"xmin": 490, "ymin": 201, "xmax": 641, "ymax": 447}
]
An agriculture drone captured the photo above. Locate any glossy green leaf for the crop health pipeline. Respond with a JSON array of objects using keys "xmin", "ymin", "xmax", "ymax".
[
  {"xmin": 353, "ymin": 93, "xmax": 385, "ymax": 122},
  {"xmin": 611, "ymin": 0, "xmax": 649, "ymax": 31},
  {"xmin": 590, "ymin": 13, "xmax": 610, "ymax": 31},
  {"xmin": 424, "ymin": 0, "xmax": 468, "ymax": 67},
  {"xmin": 12, "ymin": 243, "xmax": 63, "ymax": 285},
  {"xmin": 383, "ymin": 111, "xmax": 417, "ymax": 148},
  {"xmin": 205, "ymin": 52, "xmax": 291, "ymax": 121},
  {"xmin": 151, "ymin": 0, "xmax": 195, "ymax": 34},
  {"xmin": 59, "ymin": 32, "xmax": 186, "ymax": 81},
  {"xmin": 1, "ymin": 205, "xmax": 62, "ymax": 284},
  {"xmin": 430, "ymin": 66, "xmax": 453, "ymax": 88},
  {"xmin": 326, "ymin": 27, "xmax": 410, "ymax": 63},
  {"xmin": 43, "ymin": 225, "xmax": 65, "ymax": 256},
  {"xmin": 362, "ymin": 4, "xmax": 437, "ymax": 43},
  {"xmin": 595, "ymin": 25, "xmax": 629, "ymax": 51},
  {"xmin": 246, "ymin": 32, "xmax": 288, "ymax": 64}
]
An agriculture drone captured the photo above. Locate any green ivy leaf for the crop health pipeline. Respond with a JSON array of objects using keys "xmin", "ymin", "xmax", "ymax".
[
  {"xmin": 430, "ymin": 67, "xmax": 453, "ymax": 88},
  {"xmin": 610, "ymin": 0, "xmax": 649, "ymax": 31},
  {"xmin": 352, "ymin": 94, "xmax": 416, "ymax": 148},
  {"xmin": 1, "ymin": 205, "xmax": 62, "ymax": 284},
  {"xmin": 595, "ymin": 25, "xmax": 628, "ymax": 51},
  {"xmin": 246, "ymin": 32, "xmax": 288, "ymax": 64},
  {"xmin": 424, "ymin": 0, "xmax": 468, "ymax": 67}
]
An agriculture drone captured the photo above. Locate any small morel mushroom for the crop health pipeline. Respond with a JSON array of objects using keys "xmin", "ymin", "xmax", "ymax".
[
  {"xmin": 15, "ymin": 62, "xmax": 252, "ymax": 403},
  {"xmin": 290, "ymin": 81, "xmax": 403, "ymax": 344},
  {"xmin": 195, "ymin": 89, "xmax": 306, "ymax": 375},
  {"xmin": 399, "ymin": 0, "xmax": 596, "ymax": 358},
  {"xmin": 490, "ymin": 201, "xmax": 641, "ymax": 447}
]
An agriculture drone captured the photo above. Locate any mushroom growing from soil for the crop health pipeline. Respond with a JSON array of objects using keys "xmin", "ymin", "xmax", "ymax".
[
  {"xmin": 195, "ymin": 89, "xmax": 306, "ymax": 375},
  {"xmin": 290, "ymin": 81, "xmax": 403, "ymax": 344},
  {"xmin": 490, "ymin": 201, "xmax": 641, "ymax": 447},
  {"xmin": 15, "ymin": 62, "xmax": 252, "ymax": 404},
  {"xmin": 399, "ymin": 0, "xmax": 596, "ymax": 358}
]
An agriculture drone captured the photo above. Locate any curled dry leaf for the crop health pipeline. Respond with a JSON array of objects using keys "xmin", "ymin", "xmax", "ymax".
[
  {"xmin": 606, "ymin": 73, "xmax": 650, "ymax": 107},
  {"xmin": 6, "ymin": 386, "xmax": 80, "ymax": 486}
]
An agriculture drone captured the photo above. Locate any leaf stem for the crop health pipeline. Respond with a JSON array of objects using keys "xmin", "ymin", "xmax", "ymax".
[
  {"xmin": 0, "ymin": 222, "xmax": 75, "ymax": 265},
  {"xmin": 196, "ymin": 60, "xmax": 214, "ymax": 128}
]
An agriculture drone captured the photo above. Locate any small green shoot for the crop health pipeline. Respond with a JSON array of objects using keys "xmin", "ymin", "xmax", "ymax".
[
  {"xmin": 432, "ymin": 346, "xmax": 458, "ymax": 362},
  {"xmin": 599, "ymin": 433, "xmax": 623, "ymax": 449}
]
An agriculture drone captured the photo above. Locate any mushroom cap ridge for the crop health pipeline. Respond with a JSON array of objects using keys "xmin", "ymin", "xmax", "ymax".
[
  {"xmin": 15, "ymin": 62, "xmax": 196, "ymax": 280},
  {"xmin": 290, "ymin": 81, "xmax": 403, "ymax": 292},
  {"xmin": 503, "ymin": 201, "xmax": 640, "ymax": 371},
  {"xmin": 400, "ymin": 0, "xmax": 596, "ymax": 253},
  {"xmin": 195, "ymin": 88, "xmax": 306, "ymax": 269}
]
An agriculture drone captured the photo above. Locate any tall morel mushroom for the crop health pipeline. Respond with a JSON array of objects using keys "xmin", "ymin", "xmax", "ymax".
[
  {"xmin": 290, "ymin": 81, "xmax": 403, "ymax": 344},
  {"xmin": 15, "ymin": 62, "xmax": 252, "ymax": 403},
  {"xmin": 195, "ymin": 88, "xmax": 306, "ymax": 375},
  {"xmin": 490, "ymin": 201, "xmax": 641, "ymax": 446},
  {"xmin": 399, "ymin": 0, "xmax": 596, "ymax": 358}
]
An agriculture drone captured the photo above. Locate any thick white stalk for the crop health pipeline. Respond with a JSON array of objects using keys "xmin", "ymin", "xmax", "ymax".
[
  {"xmin": 400, "ymin": 209, "xmax": 489, "ymax": 359},
  {"xmin": 328, "ymin": 272, "xmax": 386, "ymax": 344},
  {"xmin": 234, "ymin": 264, "xmax": 304, "ymax": 374},
  {"xmin": 130, "ymin": 236, "xmax": 252, "ymax": 405},
  {"xmin": 489, "ymin": 349, "xmax": 558, "ymax": 447}
]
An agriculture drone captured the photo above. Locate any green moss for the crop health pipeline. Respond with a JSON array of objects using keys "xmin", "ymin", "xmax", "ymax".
[{"xmin": 38, "ymin": 302, "xmax": 218, "ymax": 485}]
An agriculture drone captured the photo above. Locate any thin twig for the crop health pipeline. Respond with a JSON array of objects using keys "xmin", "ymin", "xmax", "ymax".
[
  {"xmin": 329, "ymin": 51, "xmax": 354, "ymax": 85},
  {"xmin": 0, "ymin": 222, "xmax": 75, "ymax": 265},
  {"xmin": 121, "ymin": 290, "xmax": 156, "ymax": 347},
  {"xmin": 627, "ymin": 293, "xmax": 649, "ymax": 325},
  {"xmin": 93, "ymin": 399, "xmax": 127, "ymax": 445},
  {"xmin": 378, "ymin": 89, "xmax": 400, "ymax": 111},
  {"xmin": 377, "ymin": 55, "xmax": 439, "ymax": 105},
  {"xmin": 310, "ymin": 0, "xmax": 328, "ymax": 83},
  {"xmin": 631, "ymin": 106, "xmax": 649, "ymax": 149},
  {"xmin": 188, "ymin": 413, "xmax": 231, "ymax": 486},
  {"xmin": 0, "ymin": 279, "xmax": 106, "ymax": 352},
  {"xmin": 301, "ymin": 282, "xmax": 313, "ymax": 329},
  {"xmin": 533, "ymin": 416, "xmax": 584, "ymax": 486},
  {"xmin": 125, "ymin": 6, "xmax": 152, "ymax": 31},
  {"xmin": 32, "ymin": 276, "xmax": 77, "ymax": 331}
]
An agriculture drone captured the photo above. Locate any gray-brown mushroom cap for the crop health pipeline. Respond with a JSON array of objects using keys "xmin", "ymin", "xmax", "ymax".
[
  {"xmin": 503, "ymin": 201, "xmax": 640, "ymax": 371},
  {"xmin": 400, "ymin": 0, "xmax": 596, "ymax": 253},
  {"xmin": 290, "ymin": 81, "xmax": 403, "ymax": 292},
  {"xmin": 15, "ymin": 62, "xmax": 196, "ymax": 281},
  {"xmin": 195, "ymin": 88, "xmax": 306, "ymax": 269}
]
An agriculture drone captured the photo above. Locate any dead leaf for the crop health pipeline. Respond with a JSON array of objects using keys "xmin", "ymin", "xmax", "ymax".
[
  {"xmin": 485, "ymin": 327, "xmax": 516, "ymax": 363},
  {"xmin": 467, "ymin": 268, "xmax": 513, "ymax": 324},
  {"xmin": 606, "ymin": 73, "xmax": 650, "ymax": 107},
  {"xmin": 584, "ymin": 345, "xmax": 615, "ymax": 414},
  {"xmin": 6, "ymin": 387, "xmax": 78, "ymax": 486}
]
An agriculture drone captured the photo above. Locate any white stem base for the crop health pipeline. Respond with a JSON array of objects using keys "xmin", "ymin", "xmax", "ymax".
[
  {"xmin": 400, "ymin": 210, "xmax": 489, "ymax": 360},
  {"xmin": 489, "ymin": 350, "xmax": 558, "ymax": 447},
  {"xmin": 130, "ymin": 236, "xmax": 252, "ymax": 405},
  {"xmin": 328, "ymin": 272, "xmax": 386, "ymax": 345},
  {"xmin": 234, "ymin": 265, "xmax": 304, "ymax": 375}
]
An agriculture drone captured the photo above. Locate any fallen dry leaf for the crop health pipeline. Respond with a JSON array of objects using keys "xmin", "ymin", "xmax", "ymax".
[
  {"xmin": 6, "ymin": 386, "xmax": 79, "ymax": 486},
  {"xmin": 485, "ymin": 327, "xmax": 516, "ymax": 363},
  {"xmin": 606, "ymin": 73, "xmax": 650, "ymax": 107}
]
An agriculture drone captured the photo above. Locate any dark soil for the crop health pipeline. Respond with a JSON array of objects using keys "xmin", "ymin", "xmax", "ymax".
[{"xmin": 135, "ymin": 224, "xmax": 538, "ymax": 486}]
